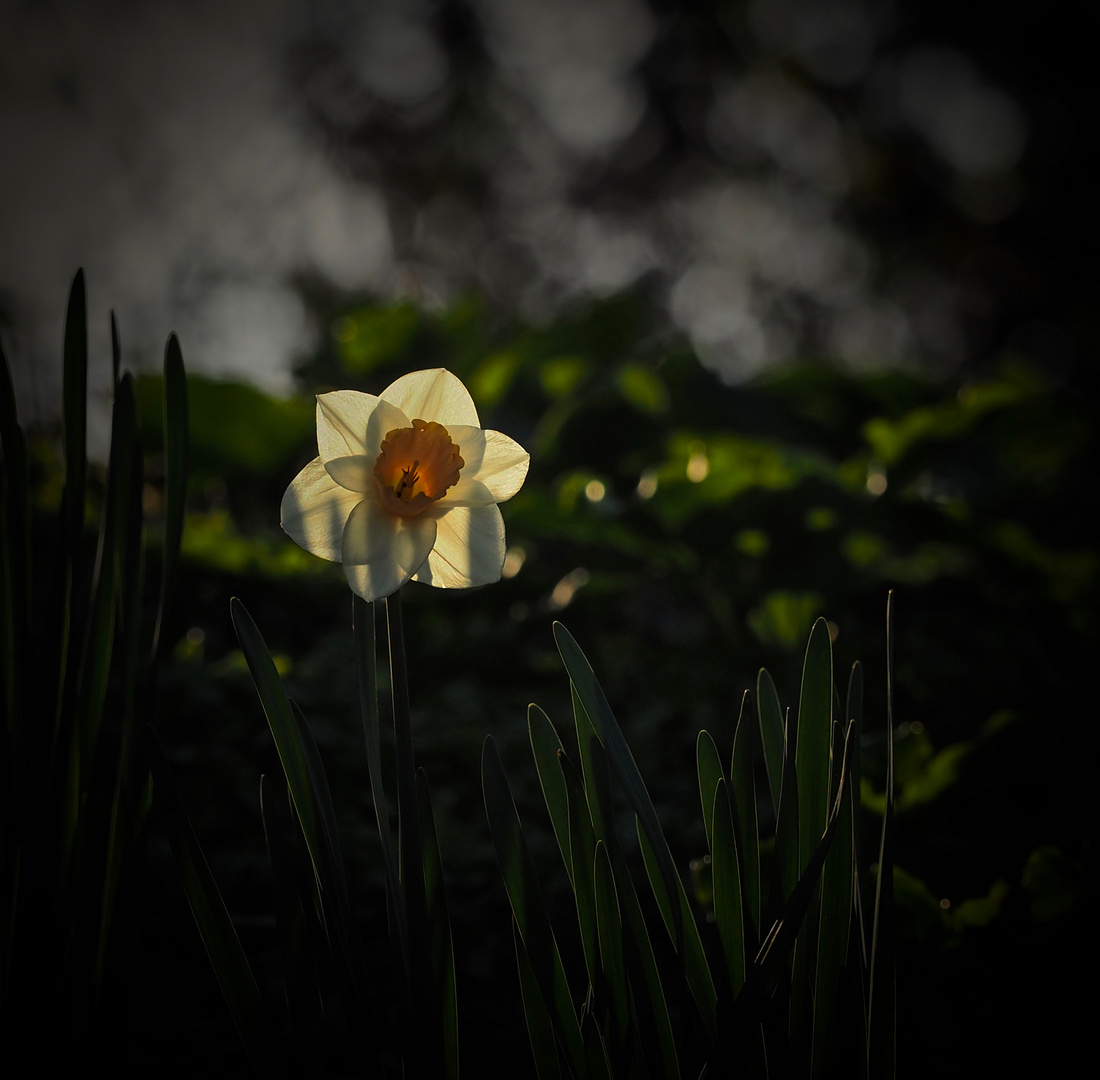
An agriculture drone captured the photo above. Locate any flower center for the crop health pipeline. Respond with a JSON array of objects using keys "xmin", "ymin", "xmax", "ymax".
[{"xmin": 373, "ymin": 419, "xmax": 464, "ymax": 518}]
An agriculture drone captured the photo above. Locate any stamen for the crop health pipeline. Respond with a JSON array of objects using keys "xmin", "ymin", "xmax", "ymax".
[
  {"xmin": 395, "ymin": 460, "xmax": 420, "ymax": 497},
  {"xmin": 374, "ymin": 421, "xmax": 463, "ymax": 518}
]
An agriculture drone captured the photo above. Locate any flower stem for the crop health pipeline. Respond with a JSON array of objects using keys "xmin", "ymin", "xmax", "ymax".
[
  {"xmin": 385, "ymin": 589, "xmax": 423, "ymax": 891},
  {"xmin": 384, "ymin": 588, "xmax": 434, "ymax": 1063},
  {"xmin": 354, "ymin": 596, "xmax": 409, "ymax": 967}
]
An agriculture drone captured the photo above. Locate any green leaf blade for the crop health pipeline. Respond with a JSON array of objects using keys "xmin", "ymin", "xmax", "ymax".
[
  {"xmin": 529, "ymin": 704, "xmax": 574, "ymax": 891},
  {"xmin": 756, "ymin": 669, "xmax": 785, "ymax": 815},
  {"xmin": 482, "ymin": 736, "xmax": 589, "ymax": 1078},
  {"xmin": 696, "ymin": 730, "xmax": 724, "ymax": 856},
  {"xmin": 150, "ymin": 734, "xmax": 278, "ymax": 1074},
  {"xmin": 711, "ymin": 779, "xmax": 746, "ymax": 998},
  {"xmin": 796, "ymin": 617, "xmax": 833, "ymax": 875},
  {"xmin": 230, "ymin": 599, "xmax": 323, "ymax": 876},
  {"xmin": 730, "ymin": 691, "xmax": 761, "ymax": 950}
]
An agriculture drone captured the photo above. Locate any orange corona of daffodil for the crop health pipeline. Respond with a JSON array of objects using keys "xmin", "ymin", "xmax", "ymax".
[{"xmin": 281, "ymin": 369, "xmax": 529, "ymax": 602}]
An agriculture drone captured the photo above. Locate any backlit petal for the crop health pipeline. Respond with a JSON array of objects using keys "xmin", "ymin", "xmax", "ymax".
[
  {"xmin": 281, "ymin": 458, "xmax": 364, "ymax": 562},
  {"xmin": 382, "ymin": 369, "xmax": 480, "ymax": 428},
  {"xmin": 412, "ymin": 504, "xmax": 505, "ymax": 588},
  {"xmin": 443, "ymin": 477, "xmax": 496, "ymax": 507},
  {"xmin": 467, "ymin": 429, "xmax": 530, "ymax": 502},
  {"xmin": 444, "ymin": 425, "xmax": 484, "ymax": 471},
  {"xmin": 364, "ymin": 397, "xmax": 411, "ymax": 461},
  {"xmin": 342, "ymin": 497, "xmax": 437, "ymax": 601},
  {"xmin": 317, "ymin": 391, "xmax": 378, "ymax": 461},
  {"xmin": 325, "ymin": 455, "xmax": 374, "ymax": 492}
]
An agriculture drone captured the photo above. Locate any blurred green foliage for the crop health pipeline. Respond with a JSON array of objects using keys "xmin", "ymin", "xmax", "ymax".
[{"xmin": 75, "ymin": 287, "xmax": 1097, "ymax": 1074}]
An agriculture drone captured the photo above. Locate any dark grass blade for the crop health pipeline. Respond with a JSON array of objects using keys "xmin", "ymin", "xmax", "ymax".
[
  {"xmin": 868, "ymin": 595, "xmax": 896, "ymax": 1079},
  {"xmin": 563, "ymin": 739, "xmax": 679, "ymax": 1079},
  {"xmin": 259, "ymin": 775, "xmax": 327, "ymax": 1070},
  {"xmin": 571, "ymin": 679, "xmax": 682, "ymax": 1067},
  {"xmin": 232, "ymin": 599, "xmax": 322, "ymax": 869},
  {"xmin": 571, "ymin": 682, "xmax": 614, "ymax": 849},
  {"xmin": 109, "ymin": 311, "xmax": 120, "ymax": 394},
  {"xmin": 149, "ymin": 732, "xmax": 279, "ymax": 1074},
  {"xmin": 514, "ymin": 919, "xmax": 565, "ymax": 1080},
  {"xmin": 796, "ymin": 618, "xmax": 833, "ymax": 876},
  {"xmin": 711, "ymin": 779, "xmax": 746, "ymax": 998},
  {"xmin": 289, "ymin": 700, "xmax": 352, "ymax": 906},
  {"xmin": 235, "ymin": 600, "xmax": 376, "ymax": 1052},
  {"xmin": 64, "ymin": 364, "xmax": 132, "ymax": 875},
  {"xmin": 482, "ymin": 735, "xmax": 590, "ymax": 1078},
  {"xmin": 767, "ymin": 709, "xmax": 799, "ymax": 923},
  {"xmin": 729, "ymin": 691, "xmax": 761, "ymax": 950},
  {"xmin": 289, "ymin": 695, "xmax": 374, "ymax": 1034},
  {"xmin": 555, "ymin": 624, "xmax": 717, "ymax": 1034},
  {"xmin": 48, "ymin": 271, "xmax": 90, "ymax": 747},
  {"xmin": 417, "ymin": 769, "xmax": 460, "ymax": 1080},
  {"xmin": 696, "ymin": 730, "xmax": 725, "ymax": 856},
  {"xmin": 529, "ymin": 704, "xmax": 575, "ymax": 892},
  {"xmin": 846, "ymin": 661, "xmax": 870, "ymax": 970},
  {"xmin": 51, "ymin": 271, "xmax": 89, "ymax": 736},
  {"xmin": 593, "ymin": 841, "xmax": 630, "ymax": 1070},
  {"xmin": 713, "ymin": 721, "xmax": 856, "ymax": 1066},
  {"xmin": 268, "ymin": 660, "xmax": 366, "ymax": 1021},
  {"xmin": 635, "ymin": 823, "xmax": 718, "ymax": 1044},
  {"xmin": 790, "ymin": 618, "xmax": 834, "ymax": 1053},
  {"xmin": 152, "ymin": 333, "xmax": 189, "ymax": 659},
  {"xmin": 554, "ymin": 624, "xmax": 678, "ymax": 919},
  {"xmin": 756, "ymin": 669, "xmax": 785, "ymax": 816},
  {"xmin": 560, "ymin": 747, "xmax": 600, "ymax": 988},
  {"xmin": 611, "ymin": 828, "xmax": 681, "ymax": 1079},
  {"xmin": 95, "ymin": 373, "xmax": 148, "ymax": 982},
  {"xmin": 810, "ymin": 720, "xmax": 856, "ymax": 1079},
  {"xmin": 62, "ymin": 269, "xmax": 87, "ymax": 557},
  {"xmin": 230, "ymin": 594, "xmax": 372, "ymax": 1018},
  {"xmin": 0, "ymin": 329, "xmax": 29, "ymax": 743},
  {"xmin": 108, "ymin": 373, "xmax": 146, "ymax": 740}
]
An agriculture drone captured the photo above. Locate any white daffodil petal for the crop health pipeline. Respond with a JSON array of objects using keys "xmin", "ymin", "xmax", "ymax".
[
  {"xmin": 442, "ymin": 424, "xmax": 486, "ymax": 479},
  {"xmin": 468, "ymin": 429, "xmax": 530, "ymax": 502},
  {"xmin": 317, "ymin": 391, "xmax": 379, "ymax": 461},
  {"xmin": 442, "ymin": 477, "xmax": 496, "ymax": 507},
  {"xmin": 325, "ymin": 455, "xmax": 374, "ymax": 492},
  {"xmin": 281, "ymin": 458, "xmax": 364, "ymax": 562},
  {"xmin": 444, "ymin": 425, "xmax": 484, "ymax": 472},
  {"xmin": 413, "ymin": 504, "xmax": 505, "ymax": 588},
  {"xmin": 364, "ymin": 397, "xmax": 411, "ymax": 464},
  {"xmin": 382, "ymin": 369, "xmax": 480, "ymax": 428},
  {"xmin": 342, "ymin": 497, "xmax": 437, "ymax": 602}
]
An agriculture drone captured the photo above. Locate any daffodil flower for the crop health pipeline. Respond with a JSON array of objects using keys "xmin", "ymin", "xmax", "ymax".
[{"xmin": 281, "ymin": 369, "xmax": 529, "ymax": 602}]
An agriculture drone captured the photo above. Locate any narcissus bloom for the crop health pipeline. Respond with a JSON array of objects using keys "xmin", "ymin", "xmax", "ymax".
[{"xmin": 281, "ymin": 369, "xmax": 529, "ymax": 602}]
